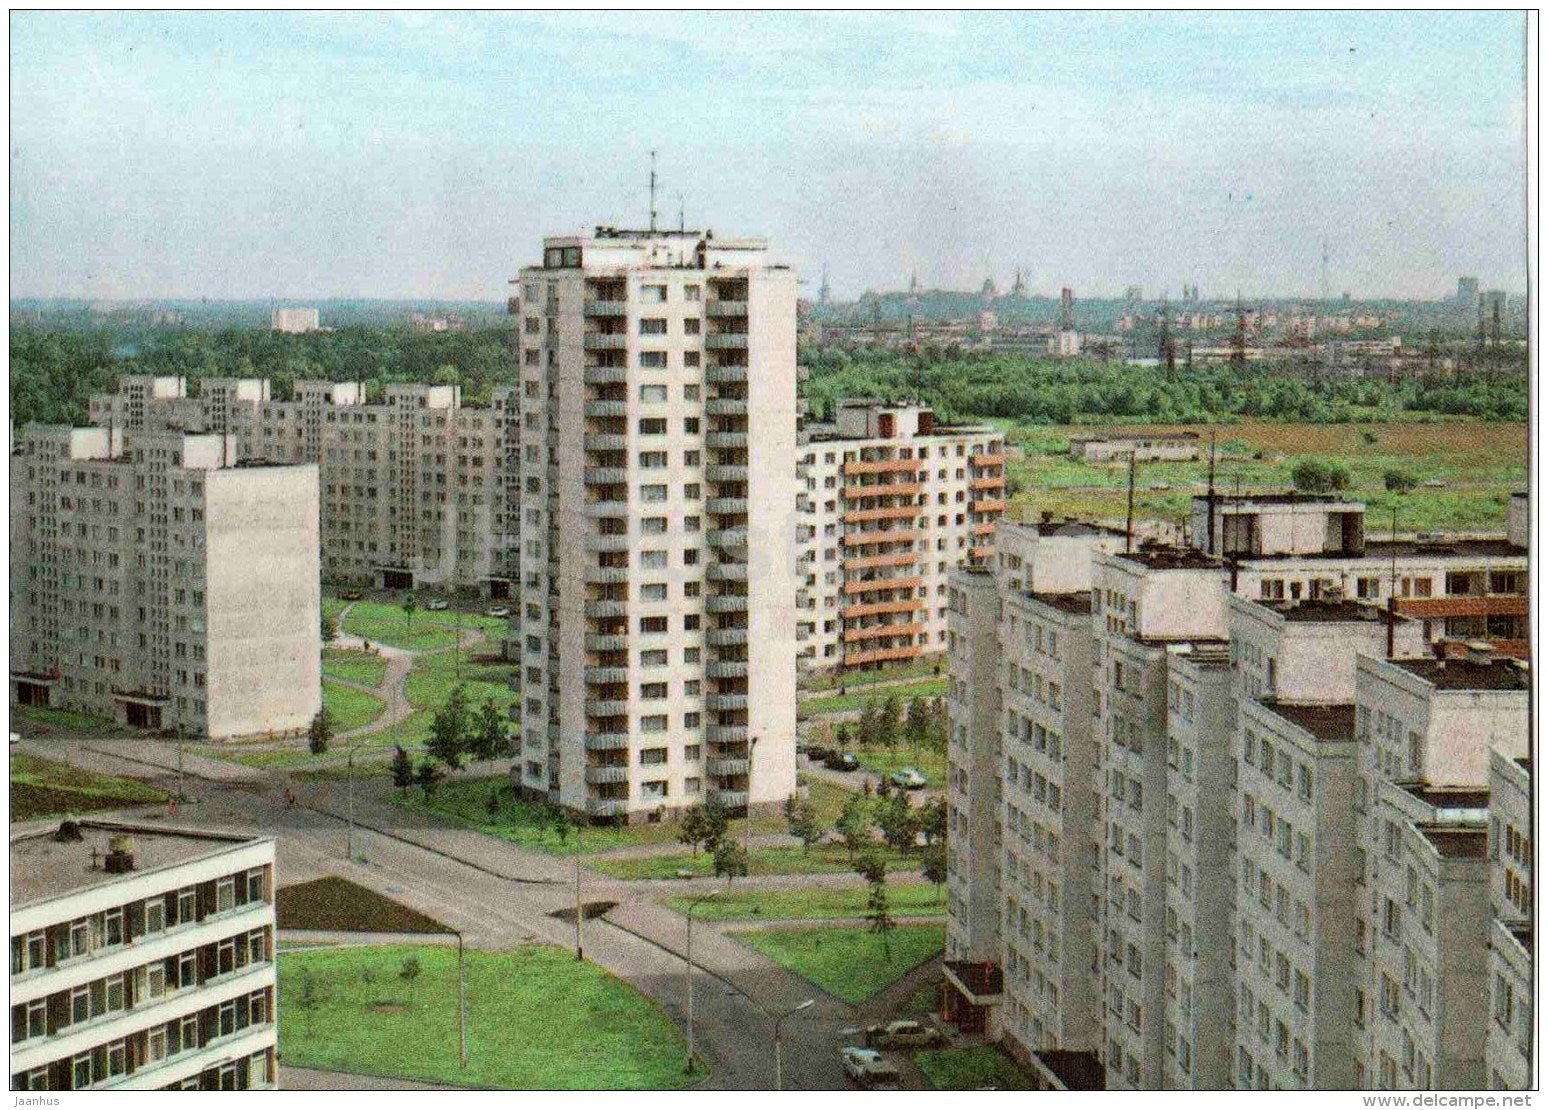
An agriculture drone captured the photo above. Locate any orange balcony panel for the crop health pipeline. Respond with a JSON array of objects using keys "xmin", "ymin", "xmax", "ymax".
[
  {"xmin": 842, "ymin": 552, "xmax": 918, "ymax": 572},
  {"xmin": 843, "ymin": 621, "xmax": 924, "ymax": 644},
  {"xmin": 969, "ymin": 454, "xmax": 1007, "ymax": 468},
  {"xmin": 972, "ymin": 521, "xmax": 997, "ymax": 535},
  {"xmin": 970, "ymin": 475, "xmax": 1005, "ymax": 491},
  {"xmin": 969, "ymin": 545, "xmax": 994, "ymax": 560},
  {"xmin": 841, "ymin": 599, "xmax": 922, "ymax": 620},
  {"xmin": 842, "ymin": 459, "xmax": 919, "ymax": 476},
  {"xmin": 842, "ymin": 575, "xmax": 924, "ymax": 597},
  {"xmin": 842, "ymin": 483, "xmax": 924, "ymax": 501},
  {"xmin": 1395, "ymin": 596, "xmax": 1528, "ymax": 620},
  {"xmin": 840, "ymin": 530, "xmax": 919, "ymax": 548},
  {"xmin": 843, "ymin": 505, "xmax": 919, "ymax": 525},
  {"xmin": 843, "ymin": 644, "xmax": 925, "ymax": 667},
  {"xmin": 970, "ymin": 499, "xmax": 1008, "ymax": 514}
]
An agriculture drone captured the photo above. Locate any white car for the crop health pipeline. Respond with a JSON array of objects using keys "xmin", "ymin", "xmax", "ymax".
[
  {"xmin": 840, "ymin": 1047, "xmax": 901, "ymax": 1090},
  {"xmin": 486, "ymin": 606, "xmax": 511, "ymax": 619},
  {"xmin": 424, "ymin": 598, "xmax": 450, "ymax": 611}
]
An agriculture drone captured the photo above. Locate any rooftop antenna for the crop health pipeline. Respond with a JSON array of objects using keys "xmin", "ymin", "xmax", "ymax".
[
  {"xmin": 1205, "ymin": 431, "xmax": 1218, "ymax": 555},
  {"xmin": 1319, "ymin": 238, "xmax": 1330, "ymax": 302},
  {"xmin": 677, "ymin": 191, "xmax": 685, "ymax": 233},
  {"xmin": 1124, "ymin": 453, "xmax": 1138, "ymax": 553},
  {"xmin": 648, "ymin": 150, "xmax": 658, "ymax": 232}
]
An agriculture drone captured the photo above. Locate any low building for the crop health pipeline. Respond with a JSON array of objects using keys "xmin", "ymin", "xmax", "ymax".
[
  {"xmin": 1485, "ymin": 749, "xmax": 1532, "ymax": 1091},
  {"xmin": 1070, "ymin": 431, "xmax": 1201, "ymax": 463},
  {"xmin": 9, "ymin": 820, "xmax": 278, "ymax": 1091}
]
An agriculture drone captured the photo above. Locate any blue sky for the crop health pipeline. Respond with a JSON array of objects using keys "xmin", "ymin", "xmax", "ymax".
[{"xmin": 9, "ymin": 11, "xmax": 1529, "ymax": 300}]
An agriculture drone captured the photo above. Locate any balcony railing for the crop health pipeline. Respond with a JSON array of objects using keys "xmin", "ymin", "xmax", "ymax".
[
  {"xmin": 585, "ymin": 765, "xmax": 630, "ymax": 785},
  {"xmin": 705, "ymin": 334, "xmax": 749, "ymax": 350},
  {"xmin": 583, "ymin": 333, "xmax": 628, "ymax": 350}
]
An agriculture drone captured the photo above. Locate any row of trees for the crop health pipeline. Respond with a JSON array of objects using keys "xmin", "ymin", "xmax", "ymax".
[{"xmin": 844, "ymin": 695, "xmax": 947, "ymax": 754}]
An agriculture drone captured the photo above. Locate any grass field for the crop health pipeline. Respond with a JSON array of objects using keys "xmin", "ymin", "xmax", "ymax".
[
  {"xmin": 322, "ymin": 681, "xmax": 387, "ymax": 732},
  {"xmin": 10, "ymin": 753, "xmax": 168, "ymax": 821},
  {"xmin": 322, "ymin": 647, "xmax": 389, "ymax": 687},
  {"xmin": 916, "ymin": 1046, "xmax": 1035, "ymax": 1091},
  {"xmin": 733, "ymin": 924, "xmax": 944, "ymax": 1003},
  {"xmin": 13, "ymin": 705, "xmax": 121, "ymax": 736},
  {"xmin": 661, "ymin": 883, "xmax": 945, "ymax": 922},
  {"xmin": 366, "ymin": 649, "xmax": 516, "ymax": 754},
  {"xmin": 589, "ymin": 841, "xmax": 920, "ymax": 880},
  {"xmin": 799, "ymin": 677, "xmax": 947, "ymax": 716},
  {"xmin": 851, "ymin": 748, "xmax": 947, "ymax": 786},
  {"xmin": 340, "ymin": 600, "xmax": 506, "ymax": 652},
  {"xmin": 1005, "ymin": 420, "xmax": 1527, "ymax": 534},
  {"xmin": 800, "ymin": 657, "xmax": 945, "ymax": 692},
  {"xmin": 278, "ymin": 944, "xmax": 697, "ymax": 1089}
]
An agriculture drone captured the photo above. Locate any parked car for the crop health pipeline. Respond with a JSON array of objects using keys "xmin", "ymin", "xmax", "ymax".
[
  {"xmin": 341, "ymin": 590, "xmax": 364, "ymax": 601},
  {"xmin": 486, "ymin": 606, "xmax": 511, "ymax": 618},
  {"xmin": 425, "ymin": 598, "xmax": 450, "ymax": 611},
  {"xmin": 805, "ymin": 745, "xmax": 830, "ymax": 763},
  {"xmin": 840, "ymin": 1047, "xmax": 901, "ymax": 1090},
  {"xmin": 863, "ymin": 1020, "xmax": 944, "ymax": 1050},
  {"xmin": 825, "ymin": 750, "xmax": 859, "ymax": 772},
  {"xmin": 890, "ymin": 767, "xmax": 928, "ymax": 790}
]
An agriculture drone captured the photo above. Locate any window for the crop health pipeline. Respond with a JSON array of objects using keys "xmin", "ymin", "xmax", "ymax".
[
  {"xmin": 640, "ymin": 351, "xmax": 668, "ymax": 369},
  {"xmin": 641, "ymin": 583, "xmax": 667, "ymax": 601},
  {"xmin": 638, "ymin": 418, "xmax": 667, "ymax": 435},
  {"xmin": 640, "ymin": 484, "xmax": 668, "ymax": 502},
  {"xmin": 641, "ymin": 682, "xmax": 668, "ymax": 699},
  {"xmin": 641, "ymin": 550, "xmax": 668, "ymax": 569},
  {"xmin": 177, "ymin": 886, "xmax": 196, "ymax": 925},
  {"xmin": 640, "ymin": 748, "xmax": 668, "ymax": 765},
  {"xmin": 246, "ymin": 868, "xmax": 267, "ymax": 903},
  {"xmin": 217, "ymin": 875, "xmax": 236, "ymax": 912},
  {"xmin": 639, "ymin": 385, "xmax": 667, "ymax": 403},
  {"xmin": 640, "ymin": 318, "xmax": 668, "ymax": 335}
]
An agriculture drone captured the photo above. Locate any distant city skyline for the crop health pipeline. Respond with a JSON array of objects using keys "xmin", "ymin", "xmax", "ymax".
[{"xmin": 10, "ymin": 11, "xmax": 1530, "ymax": 302}]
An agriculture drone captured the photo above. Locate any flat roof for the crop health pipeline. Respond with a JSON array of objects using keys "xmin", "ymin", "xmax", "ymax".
[
  {"xmin": 1199, "ymin": 492, "xmax": 1358, "ymax": 506},
  {"xmin": 1035, "ymin": 1050, "xmax": 1104, "ymax": 1091},
  {"xmin": 1364, "ymin": 538, "xmax": 1523, "ymax": 558},
  {"xmin": 1113, "ymin": 546, "xmax": 1225, "ymax": 571},
  {"xmin": 11, "ymin": 820, "xmax": 265, "ymax": 908},
  {"xmin": 1416, "ymin": 824, "xmax": 1488, "ymax": 860},
  {"xmin": 1028, "ymin": 590, "xmax": 1093, "ymax": 615},
  {"xmin": 1262, "ymin": 598, "xmax": 1393, "ymax": 624},
  {"xmin": 1261, "ymin": 702, "xmax": 1356, "ymax": 740},
  {"xmin": 1077, "ymin": 430, "xmax": 1200, "ymax": 442},
  {"xmin": 1390, "ymin": 657, "xmax": 1531, "ymax": 691},
  {"xmin": 1404, "ymin": 785, "xmax": 1491, "ymax": 809}
]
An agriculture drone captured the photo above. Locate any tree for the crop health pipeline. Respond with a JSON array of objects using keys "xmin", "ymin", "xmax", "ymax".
[
  {"xmin": 877, "ymin": 695, "xmax": 903, "ymax": 753},
  {"xmin": 399, "ymin": 955, "xmax": 422, "ymax": 997},
  {"xmin": 390, "ymin": 745, "xmax": 414, "ymax": 793},
  {"xmin": 678, "ymin": 804, "xmax": 710, "ymax": 857},
  {"xmin": 917, "ymin": 796, "xmax": 947, "ymax": 846},
  {"xmin": 1291, "ymin": 458, "xmax": 1351, "ymax": 494},
  {"xmin": 471, "ymin": 699, "xmax": 510, "ymax": 762},
  {"xmin": 1384, "ymin": 468, "xmax": 1419, "ymax": 494},
  {"xmin": 426, "ymin": 684, "xmax": 472, "ymax": 769},
  {"xmin": 402, "ymin": 595, "xmax": 418, "ymax": 631},
  {"xmin": 321, "ymin": 609, "xmax": 338, "ymax": 643},
  {"xmin": 552, "ymin": 810, "xmax": 572, "ymax": 847},
  {"xmin": 904, "ymin": 696, "xmax": 930, "ymax": 762},
  {"xmin": 414, "ymin": 758, "xmax": 443, "ymax": 800},
  {"xmin": 700, "ymin": 795, "xmax": 732, "ymax": 855},
  {"xmin": 921, "ymin": 841, "xmax": 948, "ymax": 900},
  {"xmin": 856, "ymin": 849, "xmax": 895, "ymax": 958},
  {"xmin": 784, "ymin": 792, "xmax": 823, "ymax": 854},
  {"xmin": 307, "ymin": 707, "xmax": 334, "ymax": 755},
  {"xmin": 856, "ymin": 702, "xmax": 879, "ymax": 748},
  {"xmin": 876, "ymin": 791, "xmax": 918, "ymax": 854},
  {"xmin": 836, "ymin": 792, "xmax": 870, "ymax": 859},
  {"xmin": 712, "ymin": 838, "xmax": 748, "ymax": 883}
]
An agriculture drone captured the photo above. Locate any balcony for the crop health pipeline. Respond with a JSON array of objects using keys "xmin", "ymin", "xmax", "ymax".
[
  {"xmin": 843, "ymin": 576, "xmax": 923, "ymax": 597},
  {"xmin": 585, "ymin": 633, "xmax": 628, "ymax": 651},
  {"xmin": 585, "ymin": 698, "xmax": 630, "ymax": 716},
  {"xmin": 706, "ymin": 365, "xmax": 748, "ymax": 384},
  {"xmin": 585, "ymin": 566, "xmax": 630, "ymax": 585},
  {"xmin": 705, "ymin": 333, "xmax": 749, "ymax": 350},
  {"xmin": 842, "ymin": 458, "xmax": 918, "ymax": 477},
  {"xmin": 707, "ymin": 693, "xmax": 748, "ymax": 711},
  {"xmin": 971, "ymin": 499, "xmax": 1008, "ymax": 514},
  {"xmin": 706, "ymin": 431, "xmax": 748, "ymax": 449},
  {"xmin": 707, "ymin": 757, "xmax": 750, "ymax": 776},
  {"xmin": 970, "ymin": 453, "xmax": 1007, "ymax": 468},
  {"xmin": 586, "ymin": 467, "xmax": 628, "ymax": 484},
  {"xmin": 844, "ymin": 505, "xmax": 919, "ymax": 525},
  {"xmin": 706, "ymin": 300, "xmax": 749, "ymax": 317},
  {"xmin": 584, "ymin": 599, "xmax": 628, "ymax": 619},
  {"xmin": 707, "ymin": 563, "xmax": 748, "ymax": 582},
  {"xmin": 707, "ymin": 464, "xmax": 748, "ymax": 482},
  {"xmin": 840, "ymin": 529, "xmax": 919, "ymax": 548},
  {"xmin": 588, "ymin": 798, "xmax": 630, "ymax": 817},
  {"xmin": 585, "ymin": 666, "xmax": 630, "ymax": 684},
  {"xmin": 584, "ymin": 433, "xmax": 628, "ymax": 452},
  {"xmin": 586, "ymin": 732, "xmax": 631, "ymax": 751},
  {"xmin": 705, "ymin": 398, "xmax": 747, "ymax": 416},
  {"xmin": 708, "ymin": 528, "xmax": 749, "ymax": 548},
  {"xmin": 706, "ymin": 627, "xmax": 748, "ymax": 647},
  {"xmin": 584, "ymin": 366, "xmax": 628, "ymax": 385},
  {"xmin": 586, "ymin": 765, "xmax": 631, "ymax": 785},
  {"xmin": 585, "ymin": 533, "xmax": 631, "ymax": 552},
  {"xmin": 843, "ymin": 552, "xmax": 917, "ymax": 572},
  {"xmin": 706, "ymin": 594, "xmax": 748, "ymax": 613},
  {"xmin": 583, "ymin": 333, "xmax": 628, "ymax": 351},
  {"xmin": 707, "ymin": 725, "xmax": 748, "ymax": 743},
  {"xmin": 844, "ymin": 644, "xmax": 924, "ymax": 668},
  {"xmin": 707, "ymin": 660, "xmax": 748, "ymax": 678},
  {"xmin": 842, "ymin": 599, "xmax": 922, "ymax": 620},
  {"xmin": 707, "ymin": 497, "xmax": 748, "ymax": 515},
  {"xmin": 712, "ymin": 789, "xmax": 750, "ymax": 808},
  {"xmin": 843, "ymin": 621, "xmax": 923, "ymax": 644},
  {"xmin": 843, "ymin": 483, "xmax": 924, "ymax": 501},
  {"xmin": 970, "ymin": 545, "xmax": 994, "ymax": 560},
  {"xmin": 583, "ymin": 300, "xmax": 627, "ymax": 317},
  {"xmin": 971, "ymin": 475, "xmax": 1005, "ymax": 491},
  {"xmin": 584, "ymin": 400, "xmax": 629, "ymax": 418}
]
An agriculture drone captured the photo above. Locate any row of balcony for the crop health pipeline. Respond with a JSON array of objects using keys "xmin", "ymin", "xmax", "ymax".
[
  {"xmin": 706, "ymin": 366, "xmax": 747, "ymax": 384},
  {"xmin": 843, "ymin": 621, "xmax": 924, "ymax": 644},
  {"xmin": 705, "ymin": 300, "xmax": 749, "ymax": 317}
]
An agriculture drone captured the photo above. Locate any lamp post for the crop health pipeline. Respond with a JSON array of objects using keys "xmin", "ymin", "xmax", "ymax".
[
  {"xmin": 345, "ymin": 734, "xmax": 371, "ymax": 861},
  {"xmin": 176, "ymin": 723, "xmax": 186, "ymax": 803},
  {"xmin": 573, "ymin": 818, "xmax": 584, "ymax": 960},
  {"xmin": 744, "ymin": 736, "xmax": 759, "ymax": 854},
  {"xmin": 456, "ymin": 930, "xmax": 468, "ymax": 1070},
  {"xmin": 682, "ymin": 889, "xmax": 721, "ymax": 1075},
  {"xmin": 773, "ymin": 998, "xmax": 815, "ymax": 1091}
]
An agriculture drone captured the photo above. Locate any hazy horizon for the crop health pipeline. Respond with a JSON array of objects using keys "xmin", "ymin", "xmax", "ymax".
[{"xmin": 10, "ymin": 11, "xmax": 1530, "ymax": 302}]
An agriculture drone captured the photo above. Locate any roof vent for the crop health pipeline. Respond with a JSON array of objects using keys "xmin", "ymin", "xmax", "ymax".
[
  {"xmin": 54, "ymin": 820, "xmax": 84, "ymax": 842},
  {"xmin": 105, "ymin": 834, "xmax": 136, "ymax": 874}
]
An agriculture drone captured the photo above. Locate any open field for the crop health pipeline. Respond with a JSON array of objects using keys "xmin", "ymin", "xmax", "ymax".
[
  {"xmin": 800, "ymin": 657, "xmax": 945, "ymax": 692},
  {"xmin": 799, "ymin": 677, "xmax": 947, "ymax": 716},
  {"xmin": 322, "ymin": 681, "xmax": 387, "ymax": 732},
  {"xmin": 364, "ymin": 649, "xmax": 516, "ymax": 755},
  {"xmin": 1004, "ymin": 420, "xmax": 1527, "ymax": 534},
  {"xmin": 13, "ymin": 705, "xmax": 122, "ymax": 737},
  {"xmin": 322, "ymin": 647, "xmax": 389, "ymax": 687},
  {"xmin": 340, "ymin": 600, "xmax": 506, "ymax": 652},
  {"xmin": 588, "ymin": 841, "xmax": 920, "ymax": 881},
  {"xmin": 733, "ymin": 924, "xmax": 944, "ymax": 1003},
  {"xmin": 661, "ymin": 883, "xmax": 945, "ymax": 922},
  {"xmin": 278, "ymin": 944, "xmax": 697, "ymax": 1089},
  {"xmin": 10, "ymin": 753, "xmax": 168, "ymax": 821}
]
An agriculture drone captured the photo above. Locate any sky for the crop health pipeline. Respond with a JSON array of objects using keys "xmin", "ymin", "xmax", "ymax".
[{"xmin": 9, "ymin": 10, "xmax": 1531, "ymax": 302}]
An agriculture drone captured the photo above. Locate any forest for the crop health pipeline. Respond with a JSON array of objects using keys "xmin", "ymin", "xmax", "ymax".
[{"xmin": 7, "ymin": 324, "xmax": 1528, "ymax": 430}]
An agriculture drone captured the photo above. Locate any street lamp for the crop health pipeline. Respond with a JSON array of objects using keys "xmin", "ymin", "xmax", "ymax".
[
  {"xmin": 744, "ymin": 736, "xmax": 759, "ymax": 855},
  {"xmin": 682, "ymin": 889, "xmax": 721, "ymax": 1076},
  {"xmin": 456, "ymin": 930, "xmax": 468, "ymax": 1070},
  {"xmin": 573, "ymin": 818, "xmax": 584, "ymax": 961},
  {"xmin": 344, "ymin": 734, "xmax": 372, "ymax": 861},
  {"xmin": 773, "ymin": 998, "xmax": 815, "ymax": 1091}
]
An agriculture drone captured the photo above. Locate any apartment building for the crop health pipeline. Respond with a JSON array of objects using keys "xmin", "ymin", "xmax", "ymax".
[
  {"xmin": 1485, "ymin": 748, "xmax": 1532, "ymax": 1091},
  {"xmin": 10, "ymin": 820, "xmax": 278, "ymax": 1091},
  {"xmin": 508, "ymin": 227, "xmax": 798, "ymax": 823},
  {"xmin": 89, "ymin": 376, "xmax": 516, "ymax": 594},
  {"xmin": 9, "ymin": 426, "xmax": 320, "ymax": 739},
  {"xmin": 1353, "ymin": 655, "xmax": 1530, "ymax": 1091},
  {"xmin": 270, "ymin": 306, "xmax": 320, "ymax": 333},
  {"xmin": 797, "ymin": 401, "xmax": 1006, "ymax": 671}
]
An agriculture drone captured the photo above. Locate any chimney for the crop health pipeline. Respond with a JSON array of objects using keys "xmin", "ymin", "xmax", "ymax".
[{"xmin": 104, "ymin": 834, "xmax": 136, "ymax": 874}]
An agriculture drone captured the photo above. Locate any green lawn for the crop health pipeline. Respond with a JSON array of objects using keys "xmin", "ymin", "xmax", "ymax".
[
  {"xmin": 11, "ymin": 753, "xmax": 168, "ymax": 821},
  {"xmin": 278, "ymin": 944, "xmax": 698, "ymax": 1089},
  {"xmin": 852, "ymin": 747, "xmax": 947, "ymax": 786},
  {"xmin": 322, "ymin": 647, "xmax": 389, "ymax": 687},
  {"xmin": 733, "ymin": 924, "xmax": 944, "ymax": 1003},
  {"xmin": 799, "ymin": 677, "xmax": 947, "ymax": 716},
  {"xmin": 801, "ymin": 657, "xmax": 945, "ymax": 692},
  {"xmin": 12, "ymin": 705, "xmax": 121, "ymax": 736},
  {"xmin": 323, "ymin": 681, "xmax": 387, "ymax": 732},
  {"xmin": 589, "ymin": 841, "xmax": 920, "ymax": 880},
  {"xmin": 339, "ymin": 599, "xmax": 507, "ymax": 652},
  {"xmin": 367, "ymin": 649, "xmax": 516, "ymax": 754},
  {"xmin": 661, "ymin": 883, "xmax": 945, "ymax": 922},
  {"xmin": 916, "ymin": 1045, "xmax": 1035, "ymax": 1091}
]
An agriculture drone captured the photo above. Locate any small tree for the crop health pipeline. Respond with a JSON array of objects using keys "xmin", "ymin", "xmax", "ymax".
[
  {"xmin": 784, "ymin": 792, "xmax": 823, "ymax": 854},
  {"xmin": 321, "ymin": 609, "xmax": 338, "ymax": 644},
  {"xmin": 552, "ymin": 809, "xmax": 572, "ymax": 847},
  {"xmin": 390, "ymin": 745, "xmax": 414, "ymax": 793},
  {"xmin": 471, "ymin": 698, "xmax": 510, "ymax": 762},
  {"xmin": 877, "ymin": 791, "xmax": 917, "ymax": 854},
  {"xmin": 1291, "ymin": 458, "xmax": 1351, "ymax": 494},
  {"xmin": 402, "ymin": 595, "xmax": 418, "ymax": 631},
  {"xmin": 414, "ymin": 758, "xmax": 443, "ymax": 800},
  {"xmin": 856, "ymin": 849, "xmax": 895, "ymax": 958},
  {"xmin": 877, "ymin": 695, "xmax": 903, "ymax": 753},
  {"xmin": 678, "ymin": 804, "xmax": 710, "ymax": 857},
  {"xmin": 904, "ymin": 696, "xmax": 930, "ymax": 764},
  {"xmin": 836, "ymin": 792, "xmax": 870, "ymax": 859},
  {"xmin": 917, "ymin": 796, "xmax": 947, "ymax": 846},
  {"xmin": 712, "ymin": 838, "xmax": 748, "ymax": 883},
  {"xmin": 856, "ymin": 703, "xmax": 879, "ymax": 748},
  {"xmin": 700, "ymin": 795, "xmax": 732, "ymax": 855},
  {"xmin": 1384, "ymin": 468, "xmax": 1419, "ymax": 494},
  {"xmin": 307, "ymin": 707, "xmax": 334, "ymax": 755},
  {"xmin": 921, "ymin": 841, "xmax": 948, "ymax": 901},
  {"xmin": 399, "ymin": 955, "xmax": 422, "ymax": 996},
  {"xmin": 426, "ymin": 684, "xmax": 472, "ymax": 769},
  {"xmin": 485, "ymin": 790, "xmax": 501, "ymax": 819}
]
